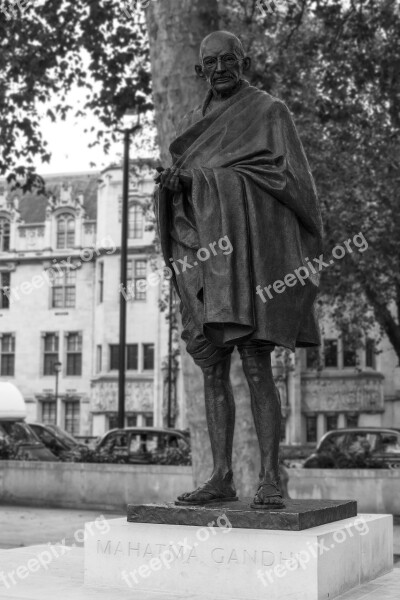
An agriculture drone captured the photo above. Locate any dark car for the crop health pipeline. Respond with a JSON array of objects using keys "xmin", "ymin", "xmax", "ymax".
[
  {"xmin": 28, "ymin": 423, "xmax": 87, "ymax": 459},
  {"xmin": 95, "ymin": 427, "xmax": 190, "ymax": 464},
  {"xmin": 303, "ymin": 427, "xmax": 400, "ymax": 469},
  {"xmin": 0, "ymin": 421, "xmax": 58, "ymax": 461}
]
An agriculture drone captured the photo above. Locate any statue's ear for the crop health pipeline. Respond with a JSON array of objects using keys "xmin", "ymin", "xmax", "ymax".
[
  {"xmin": 242, "ymin": 57, "xmax": 251, "ymax": 73},
  {"xmin": 195, "ymin": 64, "xmax": 206, "ymax": 79}
]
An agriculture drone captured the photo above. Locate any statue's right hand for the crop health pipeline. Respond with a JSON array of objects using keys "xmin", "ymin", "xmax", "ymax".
[
  {"xmin": 158, "ymin": 167, "xmax": 183, "ymax": 192},
  {"xmin": 154, "ymin": 166, "xmax": 165, "ymax": 185}
]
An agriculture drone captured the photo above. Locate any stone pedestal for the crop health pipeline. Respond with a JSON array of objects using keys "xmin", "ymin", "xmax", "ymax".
[
  {"xmin": 127, "ymin": 498, "xmax": 357, "ymax": 531},
  {"xmin": 84, "ymin": 508, "xmax": 392, "ymax": 600}
]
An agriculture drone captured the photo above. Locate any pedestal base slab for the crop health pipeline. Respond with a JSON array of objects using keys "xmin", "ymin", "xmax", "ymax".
[{"xmin": 84, "ymin": 513, "xmax": 393, "ymax": 600}]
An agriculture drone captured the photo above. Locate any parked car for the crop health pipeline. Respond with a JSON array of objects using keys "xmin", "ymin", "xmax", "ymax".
[
  {"xmin": 303, "ymin": 427, "xmax": 400, "ymax": 469},
  {"xmin": 28, "ymin": 423, "xmax": 88, "ymax": 460},
  {"xmin": 95, "ymin": 427, "xmax": 190, "ymax": 464},
  {"xmin": 0, "ymin": 382, "xmax": 58, "ymax": 461},
  {"xmin": 0, "ymin": 421, "xmax": 58, "ymax": 461}
]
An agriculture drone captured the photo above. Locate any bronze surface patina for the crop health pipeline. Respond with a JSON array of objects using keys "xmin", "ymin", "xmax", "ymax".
[
  {"xmin": 127, "ymin": 499, "xmax": 357, "ymax": 531},
  {"xmin": 154, "ymin": 31, "xmax": 323, "ymax": 509}
]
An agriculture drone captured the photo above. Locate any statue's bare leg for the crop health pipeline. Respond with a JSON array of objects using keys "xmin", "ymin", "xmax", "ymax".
[
  {"xmin": 176, "ymin": 355, "xmax": 238, "ymax": 505},
  {"xmin": 241, "ymin": 349, "xmax": 284, "ymax": 508}
]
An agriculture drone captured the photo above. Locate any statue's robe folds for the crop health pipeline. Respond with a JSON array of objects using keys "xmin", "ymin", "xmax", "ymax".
[{"xmin": 155, "ymin": 82, "xmax": 323, "ymax": 351}]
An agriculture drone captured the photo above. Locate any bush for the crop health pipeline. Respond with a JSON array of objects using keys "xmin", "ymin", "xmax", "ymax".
[
  {"xmin": 148, "ymin": 440, "xmax": 192, "ymax": 466},
  {"xmin": 0, "ymin": 437, "xmax": 25, "ymax": 460}
]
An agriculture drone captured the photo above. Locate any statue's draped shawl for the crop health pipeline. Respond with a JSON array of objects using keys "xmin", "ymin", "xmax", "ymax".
[{"xmin": 156, "ymin": 83, "xmax": 323, "ymax": 351}]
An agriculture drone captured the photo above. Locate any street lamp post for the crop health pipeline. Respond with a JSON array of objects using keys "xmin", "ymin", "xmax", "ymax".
[
  {"xmin": 167, "ymin": 279, "xmax": 173, "ymax": 428},
  {"xmin": 54, "ymin": 361, "xmax": 62, "ymax": 425},
  {"xmin": 117, "ymin": 109, "xmax": 141, "ymax": 429}
]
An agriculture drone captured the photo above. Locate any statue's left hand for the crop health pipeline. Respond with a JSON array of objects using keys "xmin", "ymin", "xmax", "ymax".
[{"xmin": 155, "ymin": 166, "xmax": 192, "ymax": 192}]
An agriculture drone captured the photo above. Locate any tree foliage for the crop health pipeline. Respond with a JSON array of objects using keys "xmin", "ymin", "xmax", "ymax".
[
  {"xmin": 1, "ymin": 0, "xmax": 399, "ymax": 358},
  {"xmin": 0, "ymin": 0, "xmax": 151, "ymax": 187}
]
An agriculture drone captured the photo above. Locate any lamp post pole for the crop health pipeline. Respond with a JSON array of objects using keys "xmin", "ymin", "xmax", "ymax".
[
  {"xmin": 54, "ymin": 361, "xmax": 62, "ymax": 425},
  {"xmin": 118, "ymin": 113, "xmax": 141, "ymax": 429},
  {"xmin": 167, "ymin": 279, "xmax": 173, "ymax": 428}
]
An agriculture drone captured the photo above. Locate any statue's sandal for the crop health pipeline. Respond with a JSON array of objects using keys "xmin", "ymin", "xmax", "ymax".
[
  {"xmin": 250, "ymin": 482, "xmax": 285, "ymax": 510},
  {"xmin": 175, "ymin": 482, "xmax": 238, "ymax": 506}
]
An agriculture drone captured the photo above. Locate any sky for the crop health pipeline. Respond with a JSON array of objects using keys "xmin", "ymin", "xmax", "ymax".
[{"xmin": 32, "ymin": 86, "xmax": 157, "ymax": 176}]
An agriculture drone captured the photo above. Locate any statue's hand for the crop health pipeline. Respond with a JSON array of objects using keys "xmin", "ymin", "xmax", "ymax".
[{"xmin": 154, "ymin": 166, "xmax": 192, "ymax": 192}]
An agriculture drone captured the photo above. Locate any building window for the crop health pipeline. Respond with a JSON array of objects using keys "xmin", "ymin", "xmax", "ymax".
[
  {"xmin": 96, "ymin": 345, "xmax": 102, "ymax": 374},
  {"xmin": 306, "ymin": 416, "xmax": 317, "ymax": 443},
  {"xmin": 128, "ymin": 205, "xmax": 144, "ymax": 239},
  {"xmin": 343, "ymin": 334, "xmax": 357, "ymax": 367},
  {"xmin": 324, "ymin": 339, "xmax": 338, "ymax": 368},
  {"xmin": 66, "ymin": 333, "xmax": 82, "ymax": 376},
  {"xmin": 43, "ymin": 333, "xmax": 59, "ymax": 375},
  {"xmin": 326, "ymin": 415, "xmax": 338, "ymax": 431},
  {"xmin": 126, "ymin": 414, "xmax": 138, "ymax": 427},
  {"xmin": 127, "ymin": 259, "xmax": 147, "ymax": 301},
  {"xmin": 0, "ymin": 218, "xmax": 10, "ymax": 251},
  {"xmin": 109, "ymin": 345, "xmax": 119, "ymax": 370},
  {"xmin": 108, "ymin": 414, "xmax": 118, "ymax": 430},
  {"xmin": 306, "ymin": 347, "xmax": 319, "ymax": 369},
  {"xmin": 98, "ymin": 262, "xmax": 104, "ymax": 303},
  {"xmin": 144, "ymin": 414, "xmax": 154, "ymax": 427},
  {"xmin": 109, "ymin": 344, "xmax": 138, "ymax": 370},
  {"xmin": 346, "ymin": 414, "xmax": 359, "ymax": 428},
  {"xmin": 1, "ymin": 334, "xmax": 15, "ymax": 376},
  {"xmin": 42, "ymin": 401, "xmax": 56, "ymax": 424},
  {"xmin": 127, "ymin": 344, "xmax": 138, "ymax": 370},
  {"xmin": 365, "ymin": 339, "xmax": 376, "ymax": 369},
  {"xmin": 57, "ymin": 214, "xmax": 75, "ymax": 249},
  {"xmin": 343, "ymin": 348, "xmax": 357, "ymax": 367},
  {"xmin": 143, "ymin": 343, "xmax": 154, "ymax": 370},
  {"xmin": 0, "ymin": 272, "xmax": 10, "ymax": 309},
  {"xmin": 51, "ymin": 269, "xmax": 76, "ymax": 308},
  {"xmin": 64, "ymin": 401, "xmax": 80, "ymax": 435}
]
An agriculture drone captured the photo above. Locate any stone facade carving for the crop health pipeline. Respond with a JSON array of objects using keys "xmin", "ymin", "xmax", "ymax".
[
  {"xmin": 302, "ymin": 374, "xmax": 384, "ymax": 413},
  {"xmin": 91, "ymin": 380, "xmax": 153, "ymax": 413}
]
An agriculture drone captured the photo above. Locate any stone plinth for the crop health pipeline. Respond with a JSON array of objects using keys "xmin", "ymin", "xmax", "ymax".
[
  {"xmin": 84, "ymin": 513, "xmax": 393, "ymax": 600},
  {"xmin": 127, "ymin": 499, "xmax": 357, "ymax": 531}
]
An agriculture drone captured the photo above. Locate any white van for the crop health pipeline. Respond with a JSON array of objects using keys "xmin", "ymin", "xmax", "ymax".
[{"xmin": 0, "ymin": 383, "xmax": 57, "ymax": 461}]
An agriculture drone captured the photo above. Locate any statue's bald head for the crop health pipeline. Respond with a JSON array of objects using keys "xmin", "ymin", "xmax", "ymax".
[
  {"xmin": 195, "ymin": 30, "xmax": 250, "ymax": 99},
  {"xmin": 199, "ymin": 31, "xmax": 245, "ymax": 61}
]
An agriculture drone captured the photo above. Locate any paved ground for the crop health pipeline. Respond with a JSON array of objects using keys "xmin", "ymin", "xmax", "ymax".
[
  {"xmin": 0, "ymin": 506, "xmax": 399, "ymax": 599},
  {"xmin": 0, "ymin": 505, "xmax": 124, "ymax": 550}
]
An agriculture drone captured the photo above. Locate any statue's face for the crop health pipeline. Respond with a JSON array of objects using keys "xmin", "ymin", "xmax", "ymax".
[{"xmin": 196, "ymin": 35, "xmax": 249, "ymax": 96}]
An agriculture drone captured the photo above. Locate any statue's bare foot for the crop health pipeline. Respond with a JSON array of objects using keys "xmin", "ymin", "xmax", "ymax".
[
  {"xmin": 175, "ymin": 474, "xmax": 238, "ymax": 506},
  {"xmin": 250, "ymin": 481, "xmax": 285, "ymax": 510}
]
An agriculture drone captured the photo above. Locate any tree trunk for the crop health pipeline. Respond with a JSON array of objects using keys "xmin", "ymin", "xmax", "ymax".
[
  {"xmin": 146, "ymin": 1, "xmax": 262, "ymax": 497},
  {"xmin": 146, "ymin": 0, "xmax": 219, "ymax": 165}
]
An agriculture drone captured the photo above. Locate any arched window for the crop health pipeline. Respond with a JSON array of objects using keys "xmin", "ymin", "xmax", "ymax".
[
  {"xmin": 57, "ymin": 214, "xmax": 75, "ymax": 249},
  {"xmin": 128, "ymin": 204, "xmax": 144, "ymax": 239},
  {"xmin": 0, "ymin": 218, "xmax": 10, "ymax": 251}
]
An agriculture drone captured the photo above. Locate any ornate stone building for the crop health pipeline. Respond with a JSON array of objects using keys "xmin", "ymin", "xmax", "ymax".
[
  {"xmin": 0, "ymin": 163, "xmax": 184, "ymax": 437},
  {"xmin": 279, "ymin": 326, "xmax": 400, "ymax": 444}
]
